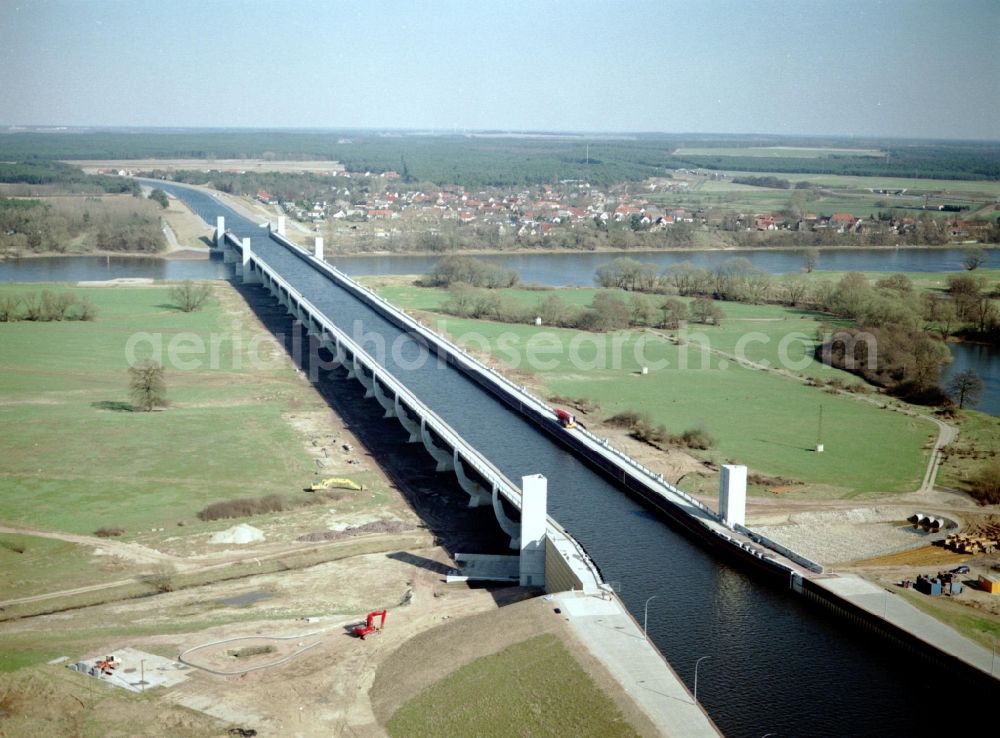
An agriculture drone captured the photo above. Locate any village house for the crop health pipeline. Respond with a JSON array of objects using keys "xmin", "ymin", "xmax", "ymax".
[{"xmin": 830, "ymin": 213, "xmax": 857, "ymax": 232}]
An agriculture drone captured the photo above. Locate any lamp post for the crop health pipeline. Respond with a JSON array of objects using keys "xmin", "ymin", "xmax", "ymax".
[
  {"xmin": 694, "ymin": 656, "xmax": 710, "ymax": 704},
  {"xmin": 643, "ymin": 595, "xmax": 658, "ymax": 641}
]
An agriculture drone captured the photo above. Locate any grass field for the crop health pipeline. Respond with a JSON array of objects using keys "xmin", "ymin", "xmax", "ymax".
[
  {"xmin": 895, "ymin": 588, "xmax": 1000, "ymax": 650},
  {"xmin": 0, "ymin": 281, "xmax": 361, "ymax": 608},
  {"xmin": 642, "ymin": 168, "xmax": 1000, "ymax": 231},
  {"xmin": 374, "ymin": 281, "xmax": 933, "ymax": 496},
  {"xmin": 937, "ymin": 409, "xmax": 1000, "ymax": 494},
  {"xmin": 708, "ymin": 171, "xmax": 1000, "ymax": 196},
  {"xmin": 0, "ymin": 283, "xmax": 319, "ymax": 536},
  {"xmin": 386, "ymin": 634, "xmax": 640, "ymax": 738}
]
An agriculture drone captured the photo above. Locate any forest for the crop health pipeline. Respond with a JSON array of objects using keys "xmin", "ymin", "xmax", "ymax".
[
  {"xmin": 0, "ymin": 197, "xmax": 164, "ymax": 256},
  {"xmin": 2, "ymin": 131, "xmax": 998, "ymax": 187}
]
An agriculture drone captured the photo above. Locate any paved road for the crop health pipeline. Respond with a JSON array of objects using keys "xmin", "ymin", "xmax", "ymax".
[{"xmin": 554, "ymin": 591, "xmax": 721, "ymax": 737}]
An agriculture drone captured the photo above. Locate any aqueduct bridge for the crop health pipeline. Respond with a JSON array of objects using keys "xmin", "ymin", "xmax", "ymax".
[{"xmin": 153, "ymin": 182, "xmax": 996, "ymax": 736}]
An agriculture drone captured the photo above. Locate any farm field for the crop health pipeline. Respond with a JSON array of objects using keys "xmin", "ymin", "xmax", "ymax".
[
  {"xmin": 675, "ymin": 146, "xmax": 887, "ymax": 158},
  {"xmin": 371, "ymin": 280, "xmax": 934, "ymax": 497},
  {"xmin": 648, "ymin": 172, "xmax": 1000, "ymax": 223},
  {"xmin": 72, "ymin": 158, "xmax": 346, "ymax": 175}
]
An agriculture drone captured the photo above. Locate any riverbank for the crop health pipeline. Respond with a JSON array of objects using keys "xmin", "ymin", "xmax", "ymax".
[{"xmin": 0, "ymin": 247, "xmax": 210, "ymax": 261}]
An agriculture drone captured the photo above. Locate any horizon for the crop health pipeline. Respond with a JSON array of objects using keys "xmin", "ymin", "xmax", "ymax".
[
  {"xmin": 3, "ymin": 125, "xmax": 999, "ymax": 146},
  {"xmin": 2, "ymin": 0, "xmax": 998, "ymax": 140}
]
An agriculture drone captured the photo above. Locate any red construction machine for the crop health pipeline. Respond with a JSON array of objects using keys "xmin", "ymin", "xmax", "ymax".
[
  {"xmin": 555, "ymin": 408, "xmax": 576, "ymax": 429},
  {"xmin": 353, "ymin": 610, "xmax": 387, "ymax": 639}
]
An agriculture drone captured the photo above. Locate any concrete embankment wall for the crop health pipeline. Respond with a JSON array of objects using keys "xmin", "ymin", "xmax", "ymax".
[
  {"xmin": 795, "ymin": 577, "xmax": 997, "ymax": 692},
  {"xmin": 544, "ymin": 535, "xmax": 588, "ymax": 594}
]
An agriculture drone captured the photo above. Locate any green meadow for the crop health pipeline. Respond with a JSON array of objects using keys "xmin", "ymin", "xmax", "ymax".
[
  {"xmin": 387, "ymin": 634, "xmax": 640, "ymax": 738},
  {"xmin": 375, "ymin": 280, "xmax": 934, "ymax": 497},
  {"xmin": 0, "ymin": 283, "xmax": 317, "ymax": 537}
]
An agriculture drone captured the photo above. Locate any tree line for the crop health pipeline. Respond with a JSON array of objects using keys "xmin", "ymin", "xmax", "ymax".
[
  {"xmin": 0, "ymin": 161, "xmax": 138, "ymax": 194},
  {"xmin": 425, "ymin": 257, "xmax": 727, "ymax": 332},
  {"xmin": 0, "ymin": 289, "xmax": 97, "ymax": 321}
]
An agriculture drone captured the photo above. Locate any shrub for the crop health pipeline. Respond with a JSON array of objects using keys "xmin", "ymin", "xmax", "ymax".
[
  {"xmin": 550, "ymin": 394, "xmax": 599, "ymax": 413},
  {"xmin": 0, "ymin": 295, "xmax": 20, "ymax": 322},
  {"xmin": 690, "ymin": 296, "xmax": 725, "ymax": 325},
  {"xmin": 676, "ymin": 426, "xmax": 716, "ymax": 450},
  {"xmin": 144, "ymin": 564, "xmax": 175, "ymax": 593},
  {"xmin": 606, "ymin": 410, "xmax": 644, "ymax": 428},
  {"xmin": 422, "ymin": 256, "xmax": 518, "ymax": 288},
  {"xmin": 197, "ymin": 494, "xmax": 288, "ymax": 521},
  {"xmin": 170, "ymin": 281, "xmax": 212, "ymax": 312},
  {"xmin": 632, "ymin": 419, "xmax": 669, "ymax": 445},
  {"xmin": 0, "ymin": 291, "xmax": 94, "ymax": 322},
  {"xmin": 605, "ymin": 410, "xmax": 667, "ymax": 445},
  {"xmin": 591, "ymin": 291, "xmax": 631, "ymax": 330},
  {"xmin": 94, "ymin": 527, "xmax": 125, "ymax": 538}
]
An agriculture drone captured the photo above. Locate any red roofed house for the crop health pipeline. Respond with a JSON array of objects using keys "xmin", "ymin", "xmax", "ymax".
[{"xmin": 830, "ymin": 213, "xmax": 857, "ymax": 231}]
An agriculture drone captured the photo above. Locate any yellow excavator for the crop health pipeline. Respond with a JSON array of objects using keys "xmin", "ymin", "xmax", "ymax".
[{"xmin": 306, "ymin": 477, "xmax": 362, "ymax": 492}]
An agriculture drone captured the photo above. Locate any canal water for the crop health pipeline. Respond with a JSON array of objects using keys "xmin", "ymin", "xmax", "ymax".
[{"xmin": 127, "ymin": 183, "xmax": 992, "ymax": 735}]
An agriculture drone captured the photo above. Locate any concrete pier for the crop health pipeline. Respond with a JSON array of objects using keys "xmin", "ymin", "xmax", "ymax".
[
  {"xmin": 371, "ymin": 376, "xmax": 397, "ymax": 418},
  {"xmin": 519, "ymin": 474, "xmax": 547, "ymax": 586},
  {"xmin": 420, "ymin": 418, "xmax": 454, "ymax": 472},
  {"xmin": 353, "ymin": 356, "xmax": 375, "ymax": 398},
  {"xmin": 454, "ymin": 452, "xmax": 490, "ymax": 507},
  {"xmin": 491, "ymin": 483, "xmax": 520, "ymax": 549},
  {"xmin": 315, "ymin": 236, "xmax": 324, "ymax": 261},
  {"xmin": 394, "ymin": 395, "xmax": 421, "ymax": 442},
  {"xmin": 215, "ymin": 216, "xmax": 225, "ymax": 246},
  {"xmin": 240, "ymin": 237, "xmax": 260, "ymax": 284},
  {"xmin": 719, "ymin": 464, "xmax": 747, "ymax": 528}
]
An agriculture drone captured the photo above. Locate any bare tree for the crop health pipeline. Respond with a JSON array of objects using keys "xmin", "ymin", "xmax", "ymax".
[
  {"xmin": 962, "ymin": 246, "xmax": 987, "ymax": 271},
  {"xmin": 801, "ymin": 247, "xmax": 819, "ymax": 273},
  {"xmin": 659, "ymin": 297, "xmax": 688, "ymax": 329},
  {"xmin": 170, "ymin": 281, "xmax": 212, "ymax": 312},
  {"xmin": 129, "ymin": 361, "xmax": 168, "ymax": 411},
  {"xmin": 947, "ymin": 368, "xmax": 983, "ymax": 409}
]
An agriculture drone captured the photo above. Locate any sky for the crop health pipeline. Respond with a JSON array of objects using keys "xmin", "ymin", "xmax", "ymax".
[{"xmin": 2, "ymin": 0, "xmax": 998, "ymax": 139}]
